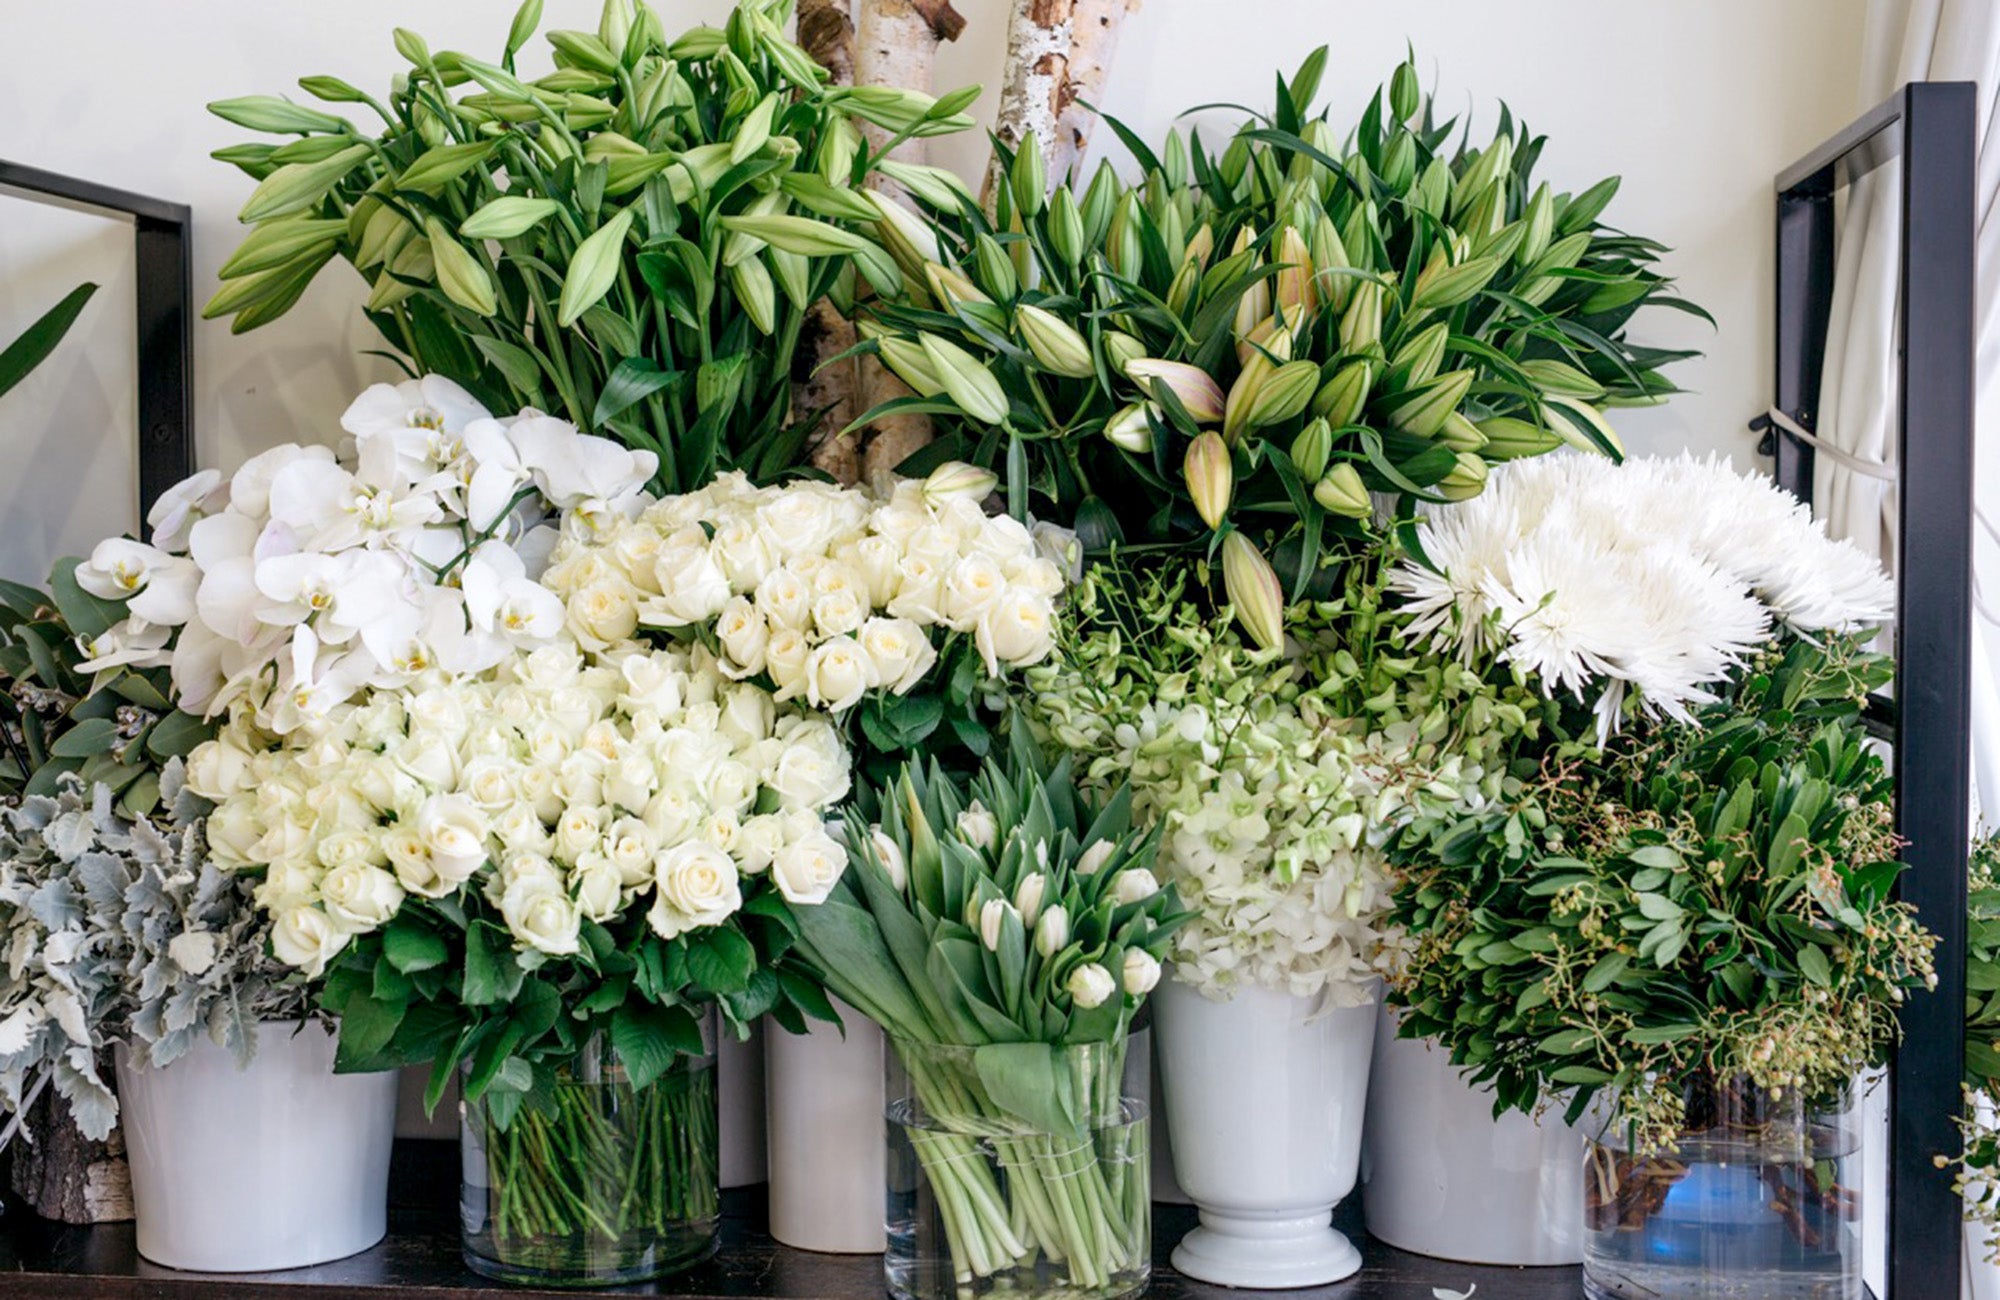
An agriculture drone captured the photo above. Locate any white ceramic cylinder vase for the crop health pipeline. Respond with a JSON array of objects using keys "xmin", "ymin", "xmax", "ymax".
[
  {"xmin": 1361, "ymin": 1005, "xmax": 1583, "ymax": 1265},
  {"xmin": 765, "ymin": 1000, "xmax": 886, "ymax": 1253},
  {"xmin": 114, "ymin": 1019, "xmax": 398, "ymax": 1272},
  {"xmin": 1152, "ymin": 978, "xmax": 1375, "ymax": 1288}
]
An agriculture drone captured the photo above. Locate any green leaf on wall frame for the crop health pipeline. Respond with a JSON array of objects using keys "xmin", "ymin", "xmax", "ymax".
[{"xmin": 0, "ymin": 283, "xmax": 98, "ymax": 401}]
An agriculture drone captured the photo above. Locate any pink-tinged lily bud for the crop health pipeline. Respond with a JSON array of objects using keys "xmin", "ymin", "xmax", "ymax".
[
  {"xmin": 1273, "ymin": 226, "xmax": 1317, "ymax": 326},
  {"xmin": 1183, "ymin": 431, "xmax": 1233, "ymax": 530},
  {"xmin": 1184, "ymin": 222, "xmax": 1215, "ymax": 270},
  {"xmin": 1124, "ymin": 358, "xmax": 1224, "ymax": 424},
  {"xmin": 1221, "ymin": 532, "xmax": 1285, "ymax": 651},
  {"xmin": 1015, "ymin": 303, "xmax": 1095, "ymax": 379}
]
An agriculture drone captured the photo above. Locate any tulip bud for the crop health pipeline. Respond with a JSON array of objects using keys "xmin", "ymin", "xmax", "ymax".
[
  {"xmin": 877, "ymin": 336, "xmax": 944, "ymax": 398},
  {"xmin": 1383, "ymin": 369, "xmax": 1474, "ymax": 439},
  {"xmin": 1183, "ymin": 432, "xmax": 1233, "ymax": 530},
  {"xmin": 1221, "ymin": 532, "xmax": 1284, "ymax": 651},
  {"xmin": 1112, "ymin": 867, "xmax": 1161, "ymax": 905},
  {"xmin": 1438, "ymin": 451, "xmax": 1490, "ymax": 501},
  {"xmin": 924, "ymin": 461, "xmax": 999, "ymax": 504},
  {"xmin": 1123, "ymin": 949, "xmax": 1162, "ymax": 996},
  {"xmin": 1076, "ymin": 842, "xmax": 1115, "ymax": 876},
  {"xmin": 1289, "ymin": 418, "xmax": 1333, "ymax": 482},
  {"xmin": 1013, "ymin": 873, "xmax": 1048, "ymax": 929},
  {"xmin": 1034, "ymin": 904, "xmax": 1070, "ymax": 958},
  {"xmin": 1067, "ymin": 962, "xmax": 1116, "ymax": 1009},
  {"xmin": 1313, "ymin": 462, "xmax": 1372, "ymax": 519},
  {"xmin": 1244, "ymin": 360, "xmax": 1320, "ymax": 431},
  {"xmin": 1104, "ymin": 402, "xmax": 1157, "ymax": 454},
  {"xmin": 1311, "ymin": 360, "xmax": 1372, "ymax": 428},
  {"xmin": 1339, "ymin": 278, "xmax": 1385, "ymax": 355},
  {"xmin": 1016, "ymin": 303, "xmax": 1095, "ymax": 379},
  {"xmin": 979, "ymin": 898, "xmax": 1011, "ymax": 951},
  {"xmin": 1477, "ymin": 416, "xmax": 1564, "ymax": 460},
  {"xmin": 868, "ymin": 828, "xmax": 908, "ymax": 892},
  {"xmin": 1126, "ymin": 359, "xmax": 1225, "ymax": 424},
  {"xmin": 920, "ymin": 335, "xmax": 1010, "ymax": 425}
]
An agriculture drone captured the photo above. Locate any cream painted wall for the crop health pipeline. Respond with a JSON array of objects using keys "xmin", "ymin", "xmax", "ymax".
[{"xmin": 0, "ymin": 0, "xmax": 1869, "ymax": 580}]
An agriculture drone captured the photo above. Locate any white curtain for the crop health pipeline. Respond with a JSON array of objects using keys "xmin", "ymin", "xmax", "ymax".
[{"xmin": 1822, "ymin": 4, "xmax": 2000, "ymax": 1296}]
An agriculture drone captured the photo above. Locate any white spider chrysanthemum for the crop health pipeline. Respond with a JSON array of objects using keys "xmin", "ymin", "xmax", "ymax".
[{"xmin": 1395, "ymin": 451, "xmax": 1891, "ymax": 740}]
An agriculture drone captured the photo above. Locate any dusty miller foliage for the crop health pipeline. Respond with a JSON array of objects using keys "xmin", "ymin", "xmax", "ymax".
[{"xmin": 0, "ymin": 765, "xmax": 307, "ymax": 1141}]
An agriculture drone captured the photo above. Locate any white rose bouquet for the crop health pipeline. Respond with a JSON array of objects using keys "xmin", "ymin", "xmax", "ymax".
[
  {"xmin": 73, "ymin": 375, "xmax": 654, "ymax": 732},
  {"xmin": 1029, "ymin": 558, "xmax": 1539, "ymax": 1005},
  {"xmin": 539, "ymin": 461, "xmax": 1066, "ymax": 779}
]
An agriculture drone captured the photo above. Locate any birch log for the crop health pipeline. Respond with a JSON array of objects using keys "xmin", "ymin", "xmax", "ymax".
[
  {"xmin": 1046, "ymin": 0, "xmax": 1141, "ymax": 185},
  {"xmin": 796, "ymin": 0, "xmax": 863, "ymax": 482},
  {"xmin": 8, "ymin": 1086, "xmax": 132, "ymax": 1224},
  {"xmin": 983, "ymin": 0, "xmax": 1074, "ymax": 206}
]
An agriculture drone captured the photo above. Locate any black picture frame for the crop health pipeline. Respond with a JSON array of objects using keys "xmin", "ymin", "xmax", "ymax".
[
  {"xmin": 1769, "ymin": 81, "xmax": 1976, "ymax": 1300},
  {"xmin": 0, "ymin": 160, "xmax": 194, "ymax": 536}
]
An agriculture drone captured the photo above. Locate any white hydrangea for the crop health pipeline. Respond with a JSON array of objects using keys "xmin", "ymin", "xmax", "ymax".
[
  {"xmin": 540, "ymin": 462, "xmax": 1064, "ymax": 713},
  {"xmin": 73, "ymin": 377, "xmax": 656, "ymax": 733},
  {"xmin": 187, "ymin": 632, "xmax": 850, "ymax": 975},
  {"xmin": 1394, "ymin": 452, "xmax": 1894, "ymax": 741}
]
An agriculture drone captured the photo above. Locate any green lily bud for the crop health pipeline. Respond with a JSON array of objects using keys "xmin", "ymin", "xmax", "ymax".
[
  {"xmin": 817, "ymin": 115, "xmax": 863, "ymax": 187},
  {"xmin": 864, "ymin": 190, "xmax": 942, "ymax": 283},
  {"xmin": 598, "ymin": 0, "xmax": 633, "ymax": 61},
  {"xmin": 1245, "ymin": 360, "xmax": 1320, "ymax": 431},
  {"xmin": 208, "ymin": 95, "xmax": 348, "ymax": 135},
  {"xmin": 1011, "ymin": 138, "xmax": 1048, "ymax": 217},
  {"xmin": 1166, "ymin": 258, "xmax": 1202, "ymax": 316},
  {"xmin": 219, "ymin": 217, "xmax": 345, "ymax": 279},
  {"xmin": 1455, "ymin": 133, "xmax": 1515, "ymax": 214},
  {"xmin": 1218, "ymin": 134, "xmax": 1251, "ymax": 189},
  {"xmin": 1338, "ymin": 278, "xmax": 1385, "ymax": 355},
  {"xmin": 768, "ymin": 248, "xmax": 810, "ymax": 311},
  {"xmin": 1126, "ymin": 358, "xmax": 1224, "ymax": 424},
  {"xmin": 354, "ymin": 202, "xmax": 412, "ymax": 269},
  {"xmin": 1184, "ymin": 223, "xmax": 1215, "ymax": 270},
  {"xmin": 1183, "ymin": 431, "xmax": 1233, "ymax": 530},
  {"xmin": 876, "ymin": 160, "xmax": 974, "ymax": 211},
  {"xmin": 1103, "ymin": 402, "xmax": 1157, "ymax": 454},
  {"xmin": 1313, "ymin": 462, "xmax": 1372, "ymax": 518},
  {"xmin": 1518, "ymin": 182, "xmax": 1556, "ymax": 266},
  {"xmin": 1437, "ymin": 410, "xmax": 1487, "ymax": 453},
  {"xmin": 1102, "ymin": 332, "xmax": 1145, "ymax": 375},
  {"xmin": 393, "ymin": 27, "xmax": 432, "ymax": 66},
  {"xmin": 426, "ymin": 218, "xmax": 497, "ymax": 316},
  {"xmin": 297, "ymin": 75, "xmax": 368, "ymax": 104},
  {"xmin": 364, "ymin": 269, "xmax": 417, "ymax": 313},
  {"xmin": 1389, "ymin": 59, "xmax": 1422, "ymax": 123},
  {"xmin": 876, "ymin": 336, "xmax": 944, "ymax": 398},
  {"xmin": 722, "ymin": 213, "xmax": 871, "ymax": 260},
  {"xmin": 1221, "ymin": 532, "xmax": 1284, "ymax": 651},
  {"xmin": 1517, "ymin": 231, "xmax": 1590, "ymax": 307},
  {"xmin": 1472, "ymin": 213, "xmax": 1528, "ymax": 265},
  {"xmin": 1438, "ymin": 451, "xmax": 1490, "ymax": 501},
  {"xmin": 581, "ymin": 131, "xmax": 646, "ymax": 164},
  {"xmin": 1108, "ymin": 195, "xmax": 1143, "ymax": 280},
  {"xmin": 1379, "ymin": 131, "xmax": 1416, "ymax": 193},
  {"xmin": 1312, "ymin": 360, "xmax": 1372, "ymax": 427},
  {"xmin": 923, "ymin": 263, "xmax": 988, "ymax": 311},
  {"xmin": 558, "ymin": 207, "xmax": 634, "ymax": 327},
  {"xmin": 921, "ymin": 334, "xmax": 1010, "ymax": 425},
  {"xmin": 1383, "ymin": 369, "xmax": 1475, "ymax": 439},
  {"xmin": 1559, "ymin": 175, "xmax": 1622, "ymax": 236},
  {"xmin": 1409, "ymin": 252, "xmax": 1501, "ymax": 313},
  {"xmin": 1080, "ymin": 161, "xmax": 1121, "ymax": 244},
  {"xmin": 1273, "ymin": 225, "xmax": 1317, "ymax": 327},
  {"xmin": 459, "ymin": 195, "xmax": 561, "ymax": 241},
  {"xmin": 549, "ymin": 29, "xmax": 621, "ymax": 76},
  {"xmin": 729, "ymin": 256, "xmax": 776, "ymax": 334},
  {"xmin": 563, "ymin": 93, "xmax": 619, "ymax": 131},
  {"xmin": 1544, "ymin": 395, "xmax": 1625, "ymax": 457},
  {"xmin": 1016, "ymin": 304, "xmax": 1095, "ymax": 379},
  {"xmin": 924, "ymin": 461, "xmax": 999, "ymax": 504},
  {"xmin": 1289, "ymin": 418, "xmax": 1333, "ymax": 482},
  {"xmin": 236, "ymin": 143, "xmax": 370, "ymax": 223},
  {"xmin": 1520, "ymin": 358, "xmax": 1606, "ymax": 400},
  {"xmin": 400, "ymin": 140, "xmax": 500, "ymax": 193},
  {"xmin": 1043, "ymin": 189, "xmax": 1085, "ymax": 271},
  {"xmin": 730, "ymin": 92, "xmax": 778, "ymax": 164},
  {"xmin": 1412, "ymin": 158, "xmax": 1451, "ymax": 220},
  {"xmin": 1311, "ymin": 214, "xmax": 1352, "ymax": 311},
  {"xmin": 1477, "ymin": 416, "xmax": 1565, "ymax": 460},
  {"xmin": 505, "ymin": 0, "xmax": 544, "ymax": 61},
  {"xmin": 956, "ymin": 236, "xmax": 1013, "ymax": 302},
  {"xmin": 1386, "ymin": 321, "xmax": 1449, "ymax": 392}
]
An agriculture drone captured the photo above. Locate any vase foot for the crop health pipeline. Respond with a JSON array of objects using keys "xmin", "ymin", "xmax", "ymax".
[{"xmin": 1170, "ymin": 1209, "xmax": 1361, "ymax": 1289}]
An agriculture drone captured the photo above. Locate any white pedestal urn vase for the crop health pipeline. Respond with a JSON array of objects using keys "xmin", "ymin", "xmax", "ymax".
[
  {"xmin": 765, "ymin": 999, "xmax": 887, "ymax": 1253},
  {"xmin": 1361, "ymin": 1004, "xmax": 1583, "ymax": 1265},
  {"xmin": 114, "ymin": 1019, "xmax": 398, "ymax": 1272},
  {"xmin": 1152, "ymin": 978, "xmax": 1376, "ymax": 1288}
]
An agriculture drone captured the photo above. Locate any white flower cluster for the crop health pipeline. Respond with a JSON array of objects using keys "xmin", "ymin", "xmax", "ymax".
[
  {"xmin": 187, "ymin": 639, "xmax": 850, "ymax": 976},
  {"xmin": 1394, "ymin": 453, "xmax": 1895, "ymax": 741},
  {"xmin": 74, "ymin": 377, "xmax": 656, "ymax": 732},
  {"xmin": 539, "ymin": 463, "xmax": 1064, "ymax": 713}
]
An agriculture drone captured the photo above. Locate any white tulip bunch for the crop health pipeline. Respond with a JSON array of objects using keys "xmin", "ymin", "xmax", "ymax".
[
  {"xmin": 188, "ymin": 636, "xmax": 851, "ymax": 977},
  {"xmin": 539, "ymin": 462, "xmax": 1065, "ymax": 717},
  {"xmin": 74, "ymin": 377, "xmax": 657, "ymax": 733}
]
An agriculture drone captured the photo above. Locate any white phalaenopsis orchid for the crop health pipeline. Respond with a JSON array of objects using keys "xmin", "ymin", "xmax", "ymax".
[
  {"xmin": 77, "ymin": 377, "xmax": 657, "ymax": 733},
  {"xmin": 1393, "ymin": 452, "xmax": 1894, "ymax": 741}
]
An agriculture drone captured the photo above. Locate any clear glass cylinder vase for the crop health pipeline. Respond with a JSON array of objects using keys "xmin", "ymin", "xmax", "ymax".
[
  {"xmin": 1582, "ymin": 1074, "xmax": 1861, "ymax": 1300},
  {"xmin": 885, "ymin": 1037, "xmax": 1150, "ymax": 1300},
  {"xmin": 460, "ymin": 1011, "xmax": 720, "ymax": 1287}
]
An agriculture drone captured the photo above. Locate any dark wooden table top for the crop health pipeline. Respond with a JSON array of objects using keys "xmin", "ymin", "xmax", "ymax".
[{"xmin": 0, "ymin": 1141, "xmax": 1585, "ymax": 1299}]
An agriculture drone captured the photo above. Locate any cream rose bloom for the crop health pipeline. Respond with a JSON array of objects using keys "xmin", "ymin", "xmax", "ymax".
[
  {"xmin": 754, "ymin": 567, "xmax": 811, "ymax": 630},
  {"xmin": 272, "ymin": 905, "xmax": 349, "ymax": 976},
  {"xmin": 648, "ymin": 842, "xmax": 744, "ymax": 939},
  {"xmin": 763, "ymin": 628, "xmax": 811, "ymax": 700},
  {"xmin": 857, "ymin": 617, "xmax": 937, "ymax": 694},
  {"xmin": 571, "ymin": 854, "xmax": 624, "ymax": 921},
  {"xmin": 320, "ymin": 861, "xmax": 406, "ymax": 930},
  {"xmin": 942, "ymin": 554, "xmax": 1008, "ymax": 630},
  {"xmin": 715, "ymin": 596, "xmax": 769, "ymax": 676},
  {"xmin": 568, "ymin": 578, "xmax": 640, "ymax": 648},
  {"xmin": 770, "ymin": 721, "xmax": 851, "ymax": 810},
  {"xmin": 805, "ymin": 638, "xmax": 872, "ymax": 712},
  {"xmin": 974, "ymin": 587, "xmax": 1057, "ymax": 674},
  {"xmin": 501, "ymin": 878, "xmax": 581, "ymax": 956},
  {"xmin": 771, "ymin": 829, "xmax": 846, "ymax": 906}
]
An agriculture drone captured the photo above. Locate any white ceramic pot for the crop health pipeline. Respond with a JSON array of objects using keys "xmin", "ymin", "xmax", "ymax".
[
  {"xmin": 765, "ymin": 1000, "xmax": 886, "ymax": 1253},
  {"xmin": 1360, "ymin": 1005, "xmax": 1583, "ymax": 1265},
  {"xmin": 1153, "ymin": 978, "xmax": 1375, "ymax": 1288},
  {"xmin": 114, "ymin": 1019, "xmax": 397, "ymax": 1272},
  {"xmin": 717, "ymin": 1022, "xmax": 768, "ymax": 1188}
]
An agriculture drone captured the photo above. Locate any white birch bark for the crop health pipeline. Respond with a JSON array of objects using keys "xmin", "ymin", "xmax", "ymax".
[
  {"xmin": 983, "ymin": 0, "xmax": 1074, "ymax": 206},
  {"xmin": 1046, "ymin": 0, "xmax": 1141, "ymax": 185}
]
